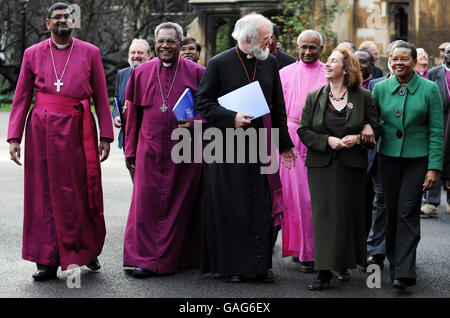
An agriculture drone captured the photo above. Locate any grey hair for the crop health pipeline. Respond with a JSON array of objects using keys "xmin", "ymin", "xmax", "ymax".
[
  {"xmin": 297, "ymin": 30, "xmax": 323, "ymax": 46},
  {"xmin": 154, "ymin": 22, "xmax": 183, "ymax": 42},
  {"xmin": 231, "ymin": 13, "xmax": 273, "ymax": 43},
  {"xmin": 130, "ymin": 38, "xmax": 151, "ymax": 53},
  {"xmin": 387, "ymin": 40, "xmax": 406, "ymax": 55}
]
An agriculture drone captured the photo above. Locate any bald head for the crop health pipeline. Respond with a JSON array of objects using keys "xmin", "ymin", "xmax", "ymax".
[
  {"xmin": 296, "ymin": 30, "xmax": 323, "ymax": 64},
  {"xmin": 297, "ymin": 30, "xmax": 323, "ymax": 46},
  {"xmin": 443, "ymin": 44, "xmax": 450, "ymax": 68},
  {"xmin": 336, "ymin": 41, "xmax": 356, "ymax": 53},
  {"xmin": 359, "ymin": 41, "xmax": 379, "ymax": 62},
  {"xmin": 439, "ymin": 42, "xmax": 450, "ymax": 61}
]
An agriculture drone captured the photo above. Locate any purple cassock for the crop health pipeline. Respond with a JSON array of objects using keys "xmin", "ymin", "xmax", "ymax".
[
  {"xmin": 7, "ymin": 38, "xmax": 114, "ymax": 270},
  {"xmin": 124, "ymin": 56, "xmax": 205, "ymax": 273}
]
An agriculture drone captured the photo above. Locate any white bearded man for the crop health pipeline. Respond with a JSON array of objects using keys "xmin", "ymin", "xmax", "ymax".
[
  {"xmin": 7, "ymin": 2, "xmax": 113, "ymax": 281},
  {"xmin": 195, "ymin": 13, "xmax": 296, "ymax": 283}
]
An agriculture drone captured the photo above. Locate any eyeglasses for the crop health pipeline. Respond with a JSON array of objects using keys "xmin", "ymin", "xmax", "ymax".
[
  {"xmin": 156, "ymin": 39, "xmax": 179, "ymax": 46},
  {"xmin": 298, "ymin": 45, "xmax": 321, "ymax": 52},
  {"xmin": 50, "ymin": 14, "xmax": 72, "ymax": 21}
]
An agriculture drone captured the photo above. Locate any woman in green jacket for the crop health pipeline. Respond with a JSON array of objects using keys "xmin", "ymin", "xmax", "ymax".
[
  {"xmin": 372, "ymin": 42, "xmax": 443, "ymax": 291},
  {"xmin": 298, "ymin": 48, "xmax": 382, "ymax": 290}
]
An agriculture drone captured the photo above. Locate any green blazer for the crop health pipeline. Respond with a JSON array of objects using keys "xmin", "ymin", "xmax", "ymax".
[
  {"xmin": 372, "ymin": 72, "xmax": 443, "ymax": 171},
  {"xmin": 298, "ymin": 84, "xmax": 382, "ymax": 168}
]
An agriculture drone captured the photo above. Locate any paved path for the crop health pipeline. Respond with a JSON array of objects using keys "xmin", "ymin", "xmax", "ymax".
[{"xmin": 1, "ymin": 111, "xmax": 450, "ymax": 299}]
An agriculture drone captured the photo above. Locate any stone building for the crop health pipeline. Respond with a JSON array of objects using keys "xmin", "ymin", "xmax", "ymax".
[{"xmin": 187, "ymin": 0, "xmax": 449, "ymax": 69}]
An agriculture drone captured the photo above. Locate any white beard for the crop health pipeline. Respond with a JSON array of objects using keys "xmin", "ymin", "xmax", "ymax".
[{"xmin": 247, "ymin": 43, "xmax": 269, "ymax": 61}]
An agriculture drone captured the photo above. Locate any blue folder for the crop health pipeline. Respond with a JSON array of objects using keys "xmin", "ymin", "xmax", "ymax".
[{"xmin": 173, "ymin": 88, "xmax": 195, "ymax": 121}]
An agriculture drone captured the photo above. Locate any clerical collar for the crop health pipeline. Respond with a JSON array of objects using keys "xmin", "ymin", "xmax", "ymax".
[
  {"xmin": 162, "ymin": 62, "xmax": 172, "ymax": 68},
  {"xmin": 52, "ymin": 38, "xmax": 70, "ymax": 49},
  {"xmin": 444, "ymin": 64, "xmax": 450, "ymax": 72},
  {"xmin": 246, "ymin": 55, "xmax": 254, "ymax": 59},
  {"xmin": 299, "ymin": 59, "xmax": 320, "ymax": 68}
]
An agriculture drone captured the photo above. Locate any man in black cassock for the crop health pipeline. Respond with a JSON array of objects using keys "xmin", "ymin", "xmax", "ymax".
[{"xmin": 195, "ymin": 13, "xmax": 296, "ymax": 283}]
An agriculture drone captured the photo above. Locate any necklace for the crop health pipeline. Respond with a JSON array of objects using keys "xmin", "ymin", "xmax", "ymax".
[
  {"xmin": 157, "ymin": 57, "xmax": 180, "ymax": 113},
  {"xmin": 295, "ymin": 62, "xmax": 322, "ymax": 109},
  {"xmin": 329, "ymin": 88, "xmax": 348, "ymax": 101},
  {"xmin": 235, "ymin": 46, "xmax": 257, "ymax": 83},
  {"xmin": 49, "ymin": 38, "xmax": 74, "ymax": 92}
]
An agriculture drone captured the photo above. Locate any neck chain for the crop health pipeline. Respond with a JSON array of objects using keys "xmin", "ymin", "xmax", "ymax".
[
  {"xmin": 235, "ymin": 46, "xmax": 257, "ymax": 83},
  {"xmin": 157, "ymin": 57, "xmax": 180, "ymax": 112},
  {"xmin": 49, "ymin": 38, "xmax": 74, "ymax": 92},
  {"xmin": 296, "ymin": 62, "xmax": 322, "ymax": 108},
  {"xmin": 329, "ymin": 88, "xmax": 348, "ymax": 101}
]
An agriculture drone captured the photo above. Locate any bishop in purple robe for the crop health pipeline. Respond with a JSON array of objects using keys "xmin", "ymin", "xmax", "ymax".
[
  {"xmin": 123, "ymin": 22, "xmax": 205, "ymax": 278},
  {"xmin": 7, "ymin": 3, "xmax": 113, "ymax": 281}
]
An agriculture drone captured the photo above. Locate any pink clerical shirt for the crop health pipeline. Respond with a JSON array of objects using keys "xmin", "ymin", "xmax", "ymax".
[{"xmin": 278, "ymin": 59, "xmax": 328, "ymax": 261}]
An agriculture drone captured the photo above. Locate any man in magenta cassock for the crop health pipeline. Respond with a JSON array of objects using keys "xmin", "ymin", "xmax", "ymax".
[
  {"xmin": 7, "ymin": 3, "xmax": 114, "ymax": 281},
  {"xmin": 123, "ymin": 22, "xmax": 205, "ymax": 278},
  {"xmin": 278, "ymin": 30, "xmax": 327, "ymax": 273}
]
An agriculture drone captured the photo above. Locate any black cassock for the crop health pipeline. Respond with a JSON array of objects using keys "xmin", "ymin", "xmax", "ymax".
[{"xmin": 195, "ymin": 47, "xmax": 293, "ymax": 277}]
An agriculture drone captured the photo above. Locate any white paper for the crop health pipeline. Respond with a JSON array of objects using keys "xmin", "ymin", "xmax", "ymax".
[{"xmin": 217, "ymin": 81, "xmax": 270, "ymax": 120}]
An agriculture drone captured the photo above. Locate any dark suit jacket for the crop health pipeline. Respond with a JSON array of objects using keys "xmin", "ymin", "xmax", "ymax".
[
  {"xmin": 276, "ymin": 49, "xmax": 297, "ymax": 70},
  {"xmin": 371, "ymin": 65, "xmax": 384, "ymax": 79},
  {"xmin": 298, "ymin": 84, "xmax": 382, "ymax": 168},
  {"xmin": 368, "ymin": 74, "xmax": 390, "ymax": 91},
  {"xmin": 428, "ymin": 65, "xmax": 449, "ymax": 128},
  {"xmin": 434, "ymin": 65, "xmax": 450, "ymax": 179},
  {"xmin": 113, "ymin": 66, "xmax": 133, "ymax": 149}
]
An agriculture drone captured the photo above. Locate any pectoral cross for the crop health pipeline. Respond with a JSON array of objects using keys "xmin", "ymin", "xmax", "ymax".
[
  {"xmin": 54, "ymin": 79, "xmax": 63, "ymax": 92},
  {"xmin": 160, "ymin": 103, "xmax": 168, "ymax": 113}
]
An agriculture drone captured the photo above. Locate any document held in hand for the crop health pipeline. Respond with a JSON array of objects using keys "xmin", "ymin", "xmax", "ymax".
[
  {"xmin": 217, "ymin": 81, "xmax": 270, "ymax": 120},
  {"xmin": 173, "ymin": 88, "xmax": 196, "ymax": 121}
]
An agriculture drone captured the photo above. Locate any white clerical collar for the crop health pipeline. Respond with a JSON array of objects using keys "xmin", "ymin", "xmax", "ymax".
[
  {"xmin": 246, "ymin": 55, "xmax": 254, "ymax": 59},
  {"xmin": 52, "ymin": 38, "xmax": 70, "ymax": 49},
  {"xmin": 162, "ymin": 62, "xmax": 172, "ymax": 68},
  {"xmin": 444, "ymin": 64, "xmax": 450, "ymax": 72}
]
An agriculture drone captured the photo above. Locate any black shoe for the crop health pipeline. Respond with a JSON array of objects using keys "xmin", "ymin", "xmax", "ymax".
[
  {"xmin": 300, "ymin": 261, "xmax": 315, "ymax": 273},
  {"xmin": 291, "ymin": 257, "xmax": 300, "ymax": 263},
  {"xmin": 308, "ymin": 270, "xmax": 333, "ymax": 291},
  {"xmin": 336, "ymin": 270, "xmax": 350, "ymax": 282},
  {"xmin": 131, "ymin": 267, "xmax": 154, "ymax": 278},
  {"xmin": 367, "ymin": 254, "xmax": 385, "ymax": 270},
  {"xmin": 227, "ymin": 275, "xmax": 242, "ymax": 283},
  {"xmin": 86, "ymin": 258, "xmax": 101, "ymax": 271},
  {"xmin": 392, "ymin": 279, "xmax": 408, "ymax": 290},
  {"xmin": 258, "ymin": 270, "xmax": 275, "ymax": 283},
  {"xmin": 32, "ymin": 264, "xmax": 58, "ymax": 281},
  {"xmin": 213, "ymin": 273, "xmax": 225, "ymax": 279}
]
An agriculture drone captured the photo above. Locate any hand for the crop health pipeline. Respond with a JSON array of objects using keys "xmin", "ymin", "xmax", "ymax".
[
  {"xmin": 444, "ymin": 180, "xmax": 450, "ymax": 192},
  {"xmin": 234, "ymin": 113, "xmax": 253, "ymax": 128},
  {"xmin": 423, "ymin": 170, "xmax": 438, "ymax": 191},
  {"xmin": 281, "ymin": 148, "xmax": 297, "ymax": 169},
  {"xmin": 327, "ymin": 136, "xmax": 346, "ymax": 150},
  {"xmin": 361, "ymin": 124, "xmax": 375, "ymax": 144},
  {"xmin": 341, "ymin": 135, "xmax": 358, "ymax": 148},
  {"xmin": 9, "ymin": 142, "xmax": 22, "ymax": 166},
  {"xmin": 178, "ymin": 119, "xmax": 191, "ymax": 129},
  {"xmin": 114, "ymin": 116, "xmax": 122, "ymax": 128},
  {"xmin": 125, "ymin": 157, "xmax": 136, "ymax": 173},
  {"xmin": 98, "ymin": 140, "xmax": 111, "ymax": 162}
]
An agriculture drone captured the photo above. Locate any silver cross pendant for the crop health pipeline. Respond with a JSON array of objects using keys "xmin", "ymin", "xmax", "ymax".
[{"xmin": 160, "ymin": 103, "xmax": 168, "ymax": 113}]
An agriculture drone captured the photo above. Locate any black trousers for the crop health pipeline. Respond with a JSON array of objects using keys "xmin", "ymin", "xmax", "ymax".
[{"xmin": 378, "ymin": 154, "xmax": 427, "ymax": 284}]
